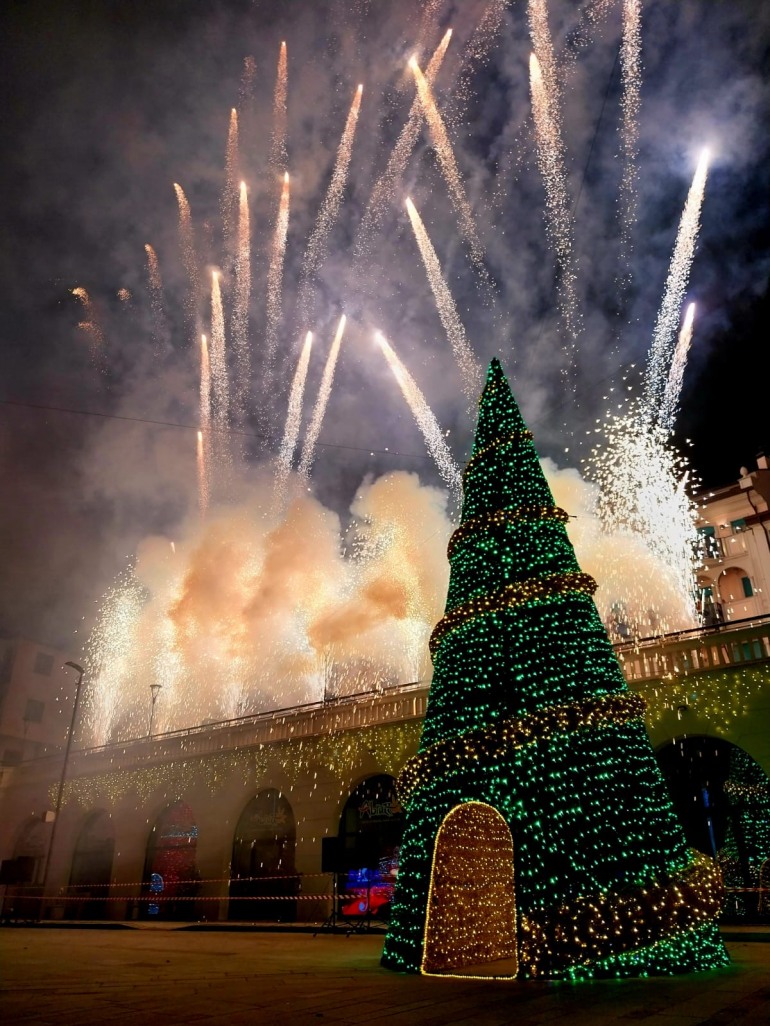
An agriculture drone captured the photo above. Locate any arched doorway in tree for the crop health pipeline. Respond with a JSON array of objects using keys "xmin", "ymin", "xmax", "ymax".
[
  {"xmin": 67, "ymin": 811, "xmax": 114, "ymax": 919},
  {"xmin": 228, "ymin": 788, "xmax": 298, "ymax": 921},
  {"xmin": 423, "ymin": 802, "xmax": 517, "ymax": 975},
  {"xmin": 656, "ymin": 737, "xmax": 770, "ymax": 921},
  {"xmin": 337, "ymin": 774, "xmax": 404, "ymax": 921},
  {"xmin": 143, "ymin": 801, "xmax": 199, "ymax": 920}
]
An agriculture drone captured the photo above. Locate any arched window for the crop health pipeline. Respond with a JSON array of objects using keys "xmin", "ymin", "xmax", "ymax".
[
  {"xmin": 657, "ymin": 737, "xmax": 770, "ymax": 921},
  {"xmin": 337, "ymin": 774, "xmax": 404, "ymax": 920},
  {"xmin": 143, "ymin": 801, "xmax": 198, "ymax": 920},
  {"xmin": 67, "ymin": 811, "xmax": 114, "ymax": 919},
  {"xmin": 228, "ymin": 789, "xmax": 297, "ymax": 921}
]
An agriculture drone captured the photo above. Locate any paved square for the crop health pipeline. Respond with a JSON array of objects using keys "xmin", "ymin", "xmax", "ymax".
[{"xmin": 1, "ymin": 927, "xmax": 769, "ymax": 1025}]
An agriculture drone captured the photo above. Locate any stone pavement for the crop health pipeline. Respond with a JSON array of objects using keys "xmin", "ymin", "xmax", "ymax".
[{"xmin": 1, "ymin": 926, "xmax": 769, "ymax": 1026}]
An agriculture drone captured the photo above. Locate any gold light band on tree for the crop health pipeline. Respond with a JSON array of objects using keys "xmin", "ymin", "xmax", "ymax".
[
  {"xmin": 518, "ymin": 850, "xmax": 723, "ymax": 976},
  {"xmin": 462, "ymin": 429, "xmax": 534, "ymax": 478},
  {"xmin": 429, "ymin": 571, "xmax": 598, "ymax": 655},
  {"xmin": 398, "ymin": 691, "xmax": 645, "ymax": 807},
  {"xmin": 447, "ymin": 505, "xmax": 570, "ymax": 560}
]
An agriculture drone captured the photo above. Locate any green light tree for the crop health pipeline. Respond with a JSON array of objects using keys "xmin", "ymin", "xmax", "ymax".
[{"xmin": 382, "ymin": 359, "xmax": 727, "ymax": 978}]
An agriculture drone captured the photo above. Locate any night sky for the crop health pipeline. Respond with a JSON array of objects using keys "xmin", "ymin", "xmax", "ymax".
[{"xmin": 1, "ymin": 0, "xmax": 769, "ymax": 649}]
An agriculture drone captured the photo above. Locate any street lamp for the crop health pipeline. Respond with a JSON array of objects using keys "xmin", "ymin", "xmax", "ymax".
[
  {"xmin": 148, "ymin": 683, "xmax": 162, "ymax": 737},
  {"xmin": 39, "ymin": 661, "xmax": 85, "ymax": 917}
]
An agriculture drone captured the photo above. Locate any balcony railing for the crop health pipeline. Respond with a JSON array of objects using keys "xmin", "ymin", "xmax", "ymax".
[{"xmin": 615, "ymin": 613, "xmax": 770, "ymax": 683}]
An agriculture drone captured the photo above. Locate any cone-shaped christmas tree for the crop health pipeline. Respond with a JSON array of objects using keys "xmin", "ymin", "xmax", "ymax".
[{"xmin": 382, "ymin": 359, "xmax": 727, "ymax": 979}]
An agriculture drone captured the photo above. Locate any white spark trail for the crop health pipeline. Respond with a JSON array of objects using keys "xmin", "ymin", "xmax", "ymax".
[
  {"xmin": 356, "ymin": 30, "xmax": 452, "ymax": 252},
  {"xmin": 589, "ymin": 404, "xmax": 699, "ymax": 634},
  {"xmin": 300, "ymin": 86, "xmax": 363, "ymax": 314},
  {"xmin": 270, "ymin": 41, "xmax": 288, "ymax": 175},
  {"xmin": 618, "ymin": 0, "xmax": 642, "ymax": 270},
  {"xmin": 405, "ymin": 197, "xmax": 482, "ymax": 403},
  {"xmin": 643, "ymin": 149, "xmax": 709, "ymax": 418},
  {"xmin": 197, "ymin": 431, "xmax": 209, "ymax": 517},
  {"xmin": 409, "ymin": 58, "xmax": 486, "ymax": 272},
  {"xmin": 298, "ymin": 315, "xmax": 347, "ymax": 477},
  {"xmin": 659, "ymin": 303, "xmax": 696, "ymax": 434},
  {"xmin": 209, "ymin": 272, "xmax": 231, "ymax": 468},
  {"xmin": 375, "ymin": 332, "xmax": 462, "ymax": 500},
  {"xmin": 529, "ymin": 52, "xmax": 581, "ymax": 341},
  {"xmin": 173, "ymin": 183, "xmax": 200, "ymax": 342},
  {"xmin": 275, "ymin": 332, "xmax": 314, "ymax": 505},
  {"xmin": 221, "ymin": 109, "xmax": 239, "ymax": 247},
  {"xmin": 232, "ymin": 182, "xmax": 251, "ymax": 420},
  {"xmin": 144, "ymin": 244, "xmax": 166, "ymax": 350},
  {"xmin": 265, "ymin": 173, "xmax": 291, "ymax": 372}
]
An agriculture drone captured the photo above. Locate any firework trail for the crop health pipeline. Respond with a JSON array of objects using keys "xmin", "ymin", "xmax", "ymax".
[
  {"xmin": 209, "ymin": 272, "xmax": 231, "ymax": 463},
  {"xmin": 299, "ymin": 85, "xmax": 363, "ymax": 315},
  {"xmin": 529, "ymin": 52, "xmax": 581, "ymax": 342},
  {"xmin": 528, "ymin": 0, "xmax": 560, "ymax": 106},
  {"xmin": 589, "ymin": 406, "xmax": 699, "ymax": 632},
  {"xmin": 375, "ymin": 331, "xmax": 462, "ymax": 500},
  {"xmin": 643, "ymin": 149, "xmax": 709, "ymax": 418},
  {"xmin": 71, "ymin": 286, "xmax": 106, "ymax": 364},
  {"xmin": 197, "ymin": 431, "xmax": 209, "ymax": 516},
  {"xmin": 452, "ymin": 0, "xmax": 509, "ymax": 120},
  {"xmin": 231, "ymin": 182, "xmax": 251, "ymax": 420},
  {"xmin": 144, "ymin": 243, "xmax": 166, "ymax": 350},
  {"xmin": 265, "ymin": 172, "xmax": 291, "ymax": 373},
  {"xmin": 409, "ymin": 57, "xmax": 486, "ymax": 272},
  {"xmin": 356, "ymin": 31, "xmax": 452, "ymax": 255},
  {"xmin": 405, "ymin": 197, "xmax": 482, "ymax": 403},
  {"xmin": 173, "ymin": 183, "xmax": 200, "ymax": 340},
  {"xmin": 659, "ymin": 303, "xmax": 696, "ymax": 434},
  {"xmin": 83, "ymin": 567, "xmax": 147, "ymax": 745},
  {"xmin": 298, "ymin": 315, "xmax": 347, "ymax": 477},
  {"xmin": 270, "ymin": 41, "xmax": 288, "ymax": 175},
  {"xmin": 239, "ymin": 55, "xmax": 257, "ymax": 105},
  {"xmin": 275, "ymin": 331, "xmax": 314, "ymax": 505},
  {"xmin": 199, "ymin": 332, "xmax": 212, "ymax": 457},
  {"xmin": 221, "ymin": 108, "xmax": 239, "ymax": 247},
  {"xmin": 117, "ymin": 288, "xmax": 132, "ymax": 305},
  {"xmin": 618, "ymin": 0, "xmax": 642, "ymax": 273}
]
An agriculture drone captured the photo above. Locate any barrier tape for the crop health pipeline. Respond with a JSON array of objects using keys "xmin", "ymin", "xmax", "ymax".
[
  {"xmin": 4, "ymin": 893, "xmax": 332, "ymax": 903},
  {"xmin": 63, "ymin": 872, "xmax": 332, "ymax": 890}
]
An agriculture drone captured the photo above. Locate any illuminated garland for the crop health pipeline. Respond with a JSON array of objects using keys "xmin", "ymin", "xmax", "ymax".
[
  {"xmin": 429, "ymin": 571, "xmax": 598, "ymax": 654},
  {"xmin": 519, "ymin": 851, "xmax": 723, "ymax": 977},
  {"xmin": 58, "ymin": 719, "xmax": 422, "ymax": 809},
  {"xmin": 462, "ymin": 429, "xmax": 534, "ymax": 478},
  {"xmin": 447, "ymin": 505, "xmax": 570, "ymax": 559},
  {"xmin": 398, "ymin": 692, "xmax": 645, "ymax": 807}
]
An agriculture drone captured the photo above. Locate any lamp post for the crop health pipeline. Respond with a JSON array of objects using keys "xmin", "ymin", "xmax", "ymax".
[
  {"xmin": 148, "ymin": 683, "xmax": 162, "ymax": 737},
  {"xmin": 39, "ymin": 661, "xmax": 85, "ymax": 918}
]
